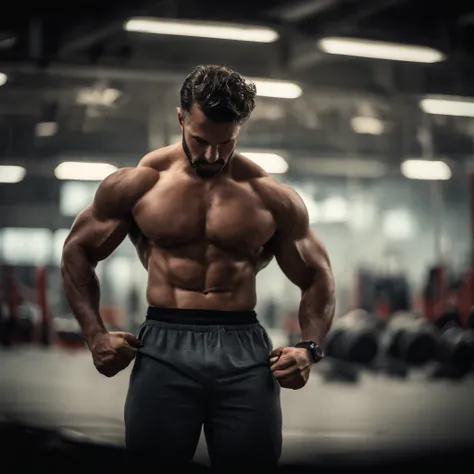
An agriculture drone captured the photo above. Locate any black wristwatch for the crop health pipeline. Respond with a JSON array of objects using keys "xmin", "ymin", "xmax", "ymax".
[{"xmin": 295, "ymin": 341, "xmax": 324, "ymax": 363}]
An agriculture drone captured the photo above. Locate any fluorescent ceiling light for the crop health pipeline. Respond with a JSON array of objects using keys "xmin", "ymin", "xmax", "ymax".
[
  {"xmin": 318, "ymin": 37, "xmax": 445, "ymax": 63},
  {"xmin": 420, "ymin": 96, "xmax": 474, "ymax": 117},
  {"xmin": 0, "ymin": 165, "xmax": 26, "ymax": 183},
  {"xmin": 1, "ymin": 228, "xmax": 52, "ymax": 266},
  {"xmin": 0, "ymin": 72, "xmax": 7, "ymax": 86},
  {"xmin": 319, "ymin": 196, "xmax": 348, "ymax": 223},
  {"xmin": 35, "ymin": 122, "xmax": 58, "ymax": 137},
  {"xmin": 401, "ymin": 159, "xmax": 451, "ymax": 180},
  {"xmin": 382, "ymin": 208, "xmax": 417, "ymax": 241},
  {"xmin": 351, "ymin": 116, "xmax": 384, "ymax": 135},
  {"xmin": 243, "ymin": 152, "xmax": 289, "ymax": 174},
  {"xmin": 250, "ymin": 78, "xmax": 302, "ymax": 99},
  {"xmin": 54, "ymin": 162, "xmax": 118, "ymax": 181},
  {"xmin": 59, "ymin": 181, "xmax": 100, "ymax": 216},
  {"xmin": 76, "ymin": 88, "xmax": 121, "ymax": 106},
  {"xmin": 125, "ymin": 18, "xmax": 279, "ymax": 43},
  {"xmin": 298, "ymin": 158, "xmax": 387, "ymax": 178}
]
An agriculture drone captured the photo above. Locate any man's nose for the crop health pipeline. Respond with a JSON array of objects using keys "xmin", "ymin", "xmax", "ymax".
[{"xmin": 204, "ymin": 145, "xmax": 219, "ymax": 163}]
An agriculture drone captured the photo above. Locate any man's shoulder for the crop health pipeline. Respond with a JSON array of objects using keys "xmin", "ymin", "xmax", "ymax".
[
  {"xmin": 245, "ymin": 173, "xmax": 308, "ymax": 230},
  {"xmin": 99, "ymin": 166, "xmax": 159, "ymax": 196},
  {"xmin": 94, "ymin": 165, "xmax": 159, "ymax": 216},
  {"xmin": 99, "ymin": 145, "xmax": 179, "ymax": 197},
  {"xmin": 244, "ymin": 170, "xmax": 300, "ymax": 210},
  {"xmin": 233, "ymin": 153, "xmax": 296, "ymax": 197},
  {"xmin": 137, "ymin": 144, "xmax": 178, "ymax": 172}
]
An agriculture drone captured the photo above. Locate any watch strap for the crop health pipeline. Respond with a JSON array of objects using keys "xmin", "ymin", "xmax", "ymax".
[{"xmin": 295, "ymin": 340, "xmax": 324, "ymax": 362}]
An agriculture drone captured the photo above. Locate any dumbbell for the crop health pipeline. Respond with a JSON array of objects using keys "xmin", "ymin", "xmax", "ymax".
[
  {"xmin": 435, "ymin": 308, "xmax": 474, "ymax": 371},
  {"xmin": 0, "ymin": 301, "xmax": 14, "ymax": 346},
  {"xmin": 382, "ymin": 311, "xmax": 437, "ymax": 366},
  {"xmin": 325, "ymin": 309, "xmax": 381, "ymax": 365},
  {"xmin": 464, "ymin": 330, "xmax": 474, "ymax": 364},
  {"xmin": 467, "ymin": 306, "xmax": 474, "ymax": 330},
  {"xmin": 16, "ymin": 302, "xmax": 39, "ymax": 343},
  {"xmin": 53, "ymin": 315, "xmax": 84, "ymax": 346}
]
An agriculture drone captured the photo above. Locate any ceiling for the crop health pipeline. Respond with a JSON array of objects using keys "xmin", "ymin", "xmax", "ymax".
[{"xmin": 1, "ymin": 0, "xmax": 474, "ymax": 174}]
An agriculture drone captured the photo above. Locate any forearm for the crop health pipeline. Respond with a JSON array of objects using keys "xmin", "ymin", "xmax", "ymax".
[
  {"xmin": 61, "ymin": 244, "xmax": 107, "ymax": 344},
  {"xmin": 298, "ymin": 275, "xmax": 335, "ymax": 346}
]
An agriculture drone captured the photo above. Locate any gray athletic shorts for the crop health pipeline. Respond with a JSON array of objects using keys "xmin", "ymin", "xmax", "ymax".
[{"xmin": 124, "ymin": 306, "xmax": 282, "ymax": 472}]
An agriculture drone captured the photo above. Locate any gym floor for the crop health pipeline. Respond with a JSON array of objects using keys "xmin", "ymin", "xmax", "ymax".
[{"xmin": 0, "ymin": 347, "xmax": 473, "ymax": 467}]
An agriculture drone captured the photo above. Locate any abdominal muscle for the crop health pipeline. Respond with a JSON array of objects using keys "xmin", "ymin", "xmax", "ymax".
[{"xmin": 144, "ymin": 245, "xmax": 259, "ymax": 311}]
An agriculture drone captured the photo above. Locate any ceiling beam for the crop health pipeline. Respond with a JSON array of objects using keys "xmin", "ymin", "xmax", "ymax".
[
  {"xmin": 288, "ymin": 0, "xmax": 409, "ymax": 71},
  {"xmin": 313, "ymin": 0, "xmax": 409, "ymax": 37},
  {"xmin": 266, "ymin": 0, "xmax": 336, "ymax": 23},
  {"xmin": 56, "ymin": 0, "xmax": 167, "ymax": 58},
  {"xmin": 0, "ymin": 61, "xmax": 184, "ymax": 83}
]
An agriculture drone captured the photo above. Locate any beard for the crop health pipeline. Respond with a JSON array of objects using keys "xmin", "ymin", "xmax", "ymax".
[{"xmin": 182, "ymin": 133, "xmax": 231, "ymax": 179}]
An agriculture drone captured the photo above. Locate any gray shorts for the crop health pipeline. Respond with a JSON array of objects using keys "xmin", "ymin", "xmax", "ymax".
[{"xmin": 124, "ymin": 306, "xmax": 282, "ymax": 472}]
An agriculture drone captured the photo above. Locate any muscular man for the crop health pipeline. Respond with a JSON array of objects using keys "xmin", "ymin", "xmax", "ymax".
[{"xmin": 61, "ymin": 65, "xmax": 335, "ymax": 471}]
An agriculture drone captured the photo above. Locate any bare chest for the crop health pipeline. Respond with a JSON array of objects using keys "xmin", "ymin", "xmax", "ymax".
[{"xmin": 133, "ymin": 176, "xmax": 276, "ymax": 253}]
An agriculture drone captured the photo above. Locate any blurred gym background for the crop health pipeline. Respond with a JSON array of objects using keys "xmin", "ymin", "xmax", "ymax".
[{"xmin": 1, "ymin": 1, "xmax": 474, "ymax": 472}]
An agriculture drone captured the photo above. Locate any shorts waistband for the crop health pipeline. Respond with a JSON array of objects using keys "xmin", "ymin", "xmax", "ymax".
[{"xmin": 146, "ymin": 306, "xmax": 258, "ymax": 325}]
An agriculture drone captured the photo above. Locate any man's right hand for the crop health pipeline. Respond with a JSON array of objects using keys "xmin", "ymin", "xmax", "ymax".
[{"xmin": 88, "ymin": 332, "xmax": 142, "ymax": 377}]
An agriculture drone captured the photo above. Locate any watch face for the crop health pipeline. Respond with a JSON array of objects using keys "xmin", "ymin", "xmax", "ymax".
[
  {"xmin": 311, "ymin": 343, "xmax": 324, "ymax": 361},
  {"xmin": 296, "ymin": 341, "xmax": 324, "ymax": 361}
]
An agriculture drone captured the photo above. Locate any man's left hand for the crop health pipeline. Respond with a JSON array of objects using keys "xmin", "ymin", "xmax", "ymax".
[{"xmin": 269, "ymin": 346, "xmax": 313, "ymax": 390}]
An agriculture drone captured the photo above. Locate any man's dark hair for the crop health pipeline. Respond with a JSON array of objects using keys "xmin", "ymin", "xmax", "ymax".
[{"xmin": 180, "ymin": 65, "xmax": 257, "ymax": 124}]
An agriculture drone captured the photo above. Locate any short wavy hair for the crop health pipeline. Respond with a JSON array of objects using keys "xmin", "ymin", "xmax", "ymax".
[{"xmin": 180, "ymin": 65, "xmax": 257, "ymax": 124}]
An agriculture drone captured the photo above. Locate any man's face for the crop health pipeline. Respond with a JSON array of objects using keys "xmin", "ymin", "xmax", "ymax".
[{"xmin": 178, "ymin": 103, "xmax": 240, "ymax": 179}]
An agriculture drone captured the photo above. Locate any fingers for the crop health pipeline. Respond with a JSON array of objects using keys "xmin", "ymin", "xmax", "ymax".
[
  {"xmin": 273, "ymin": 364, "xmax": 299, "ymax": 380},
  {"xmin": 96, "ymin": 351, "xmax": 135, "ymax": 377},
  {"xmin": 278, "ymin": 375, "xmax": 305, "ymax": 390},
  {"xmin": 120, "ymin": 344, "xmax": 137, "ymax": 359},
  {"xmin": 274, "ymin": 364, "xmax": 310, "ymax": 380},
  {"xmin": 92, "ymin": 331, "xmax": 140, "ymax": 378},
  {"xmin": 300, "ymin": 366, "xmax": 310, "ymax": 380},
  {"xmin": 272, "ymin": 357, "xmax": 311, "ymax": 379},
  {"xmin": 277, "ymin": 366, "xmax": 311, "ymax": 390},
  {"xmin": 93, "ymin": 344, "xmax": 137, "ymax": 378},
  {"xmin": 270, "ymin": 348, "xmax": 312, "ymax": 389},
  {"xmin": 271, "ymin": 349, "xmax": 309, "ymax": 371},
  {"xmin": 269, "ymin": 347, "xmax": 284, "ymax": 359},
  {"xmin": 121, "ymin": 332, "xmax": 143, "ymax": 348},
  {"xmin": 269, "ymin": 346, "xmax": 285, "ymax": 366},
  {"xmin": 117, "ymin": 350, "xmax": 136, "ymax": 367},
  {"xmin": 270, "ymin": 354, "xmax": 295, "ymax": 372},
  {"xmin": 278, "ymin": 371, "xmax": 300, "ymax": 385}
]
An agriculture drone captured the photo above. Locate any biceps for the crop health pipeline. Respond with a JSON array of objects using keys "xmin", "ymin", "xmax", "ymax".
[
  {"xmin": 275, "ymin": 231, "xmax": 332, "ymax": 290},
  {"xmin": 64, "ymin": 207, "xmax": 130, "ymax": 262}
]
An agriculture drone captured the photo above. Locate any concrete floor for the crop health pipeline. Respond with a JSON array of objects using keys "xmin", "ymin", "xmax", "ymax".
[{"xmin": 1, "ymin": 347, "xmax": 474, "ymax": 465}]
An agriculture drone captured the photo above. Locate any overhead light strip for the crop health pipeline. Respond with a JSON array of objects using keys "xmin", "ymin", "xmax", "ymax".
[
  {"xmin": 401, "ymin": 159, "xmax": 451, "ymax": 180},
  {"xmin": 242, "ymin": 152, "xmax": 289, "ymax": 174},
  {"xmin": 125, "ymin": 18, "xmax": 279, "ymax": 43},
  {"xmin": 0, "ymin": 165, "xmax": 26, "ymax": 183},
  {"xmin": 54, "ymin": 162, "xmax": 118, "ymax": 181},
  {"xmin": 420, "ymin": 96, "xmax": 474, "ymax": 117},
  {"xmin": 318, "ymin": 37, "xmax": 445, "ymax": 63},
  {"xmin": 250, "ymin": 78, "xmax": 302, "ymax": 99}
]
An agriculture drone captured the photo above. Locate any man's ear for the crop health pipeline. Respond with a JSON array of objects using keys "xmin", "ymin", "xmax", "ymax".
[{"xmin": 177, "ymin": 107, "xmax": 184, "ymax": 128}]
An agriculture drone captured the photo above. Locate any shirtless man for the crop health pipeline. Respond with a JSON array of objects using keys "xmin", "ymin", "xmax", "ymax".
[{"xmin": 61, "ymin": 65, "xmax": 335, "ymax": 472}]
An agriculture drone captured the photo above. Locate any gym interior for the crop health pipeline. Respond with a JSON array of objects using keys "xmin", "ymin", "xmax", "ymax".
[{"xmin": 1, "ymin": 1, "xmax": 474, "ymax": 472}]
